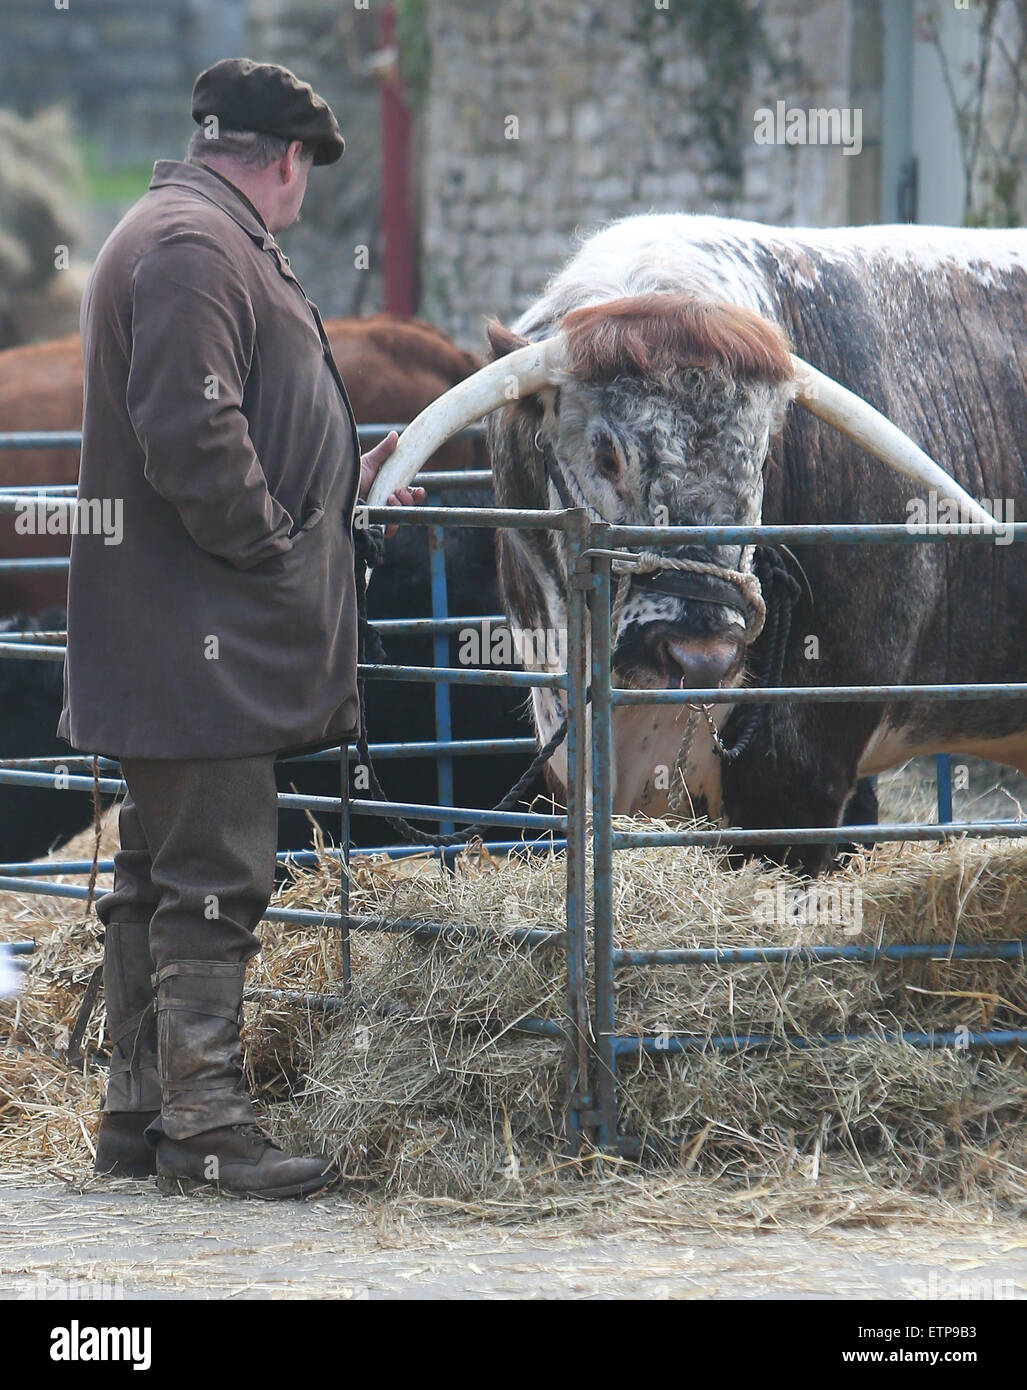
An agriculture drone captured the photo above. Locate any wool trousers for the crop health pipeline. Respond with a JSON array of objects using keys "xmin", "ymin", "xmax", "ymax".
[{"xmin": 96, "ymin": 755, "xmax": 278, "ymax": 1120}]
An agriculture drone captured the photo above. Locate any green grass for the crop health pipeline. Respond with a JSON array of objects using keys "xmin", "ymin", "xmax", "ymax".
[{"xmin": 79, "ymin": 140, "xmax": 153, "ymax": 206}]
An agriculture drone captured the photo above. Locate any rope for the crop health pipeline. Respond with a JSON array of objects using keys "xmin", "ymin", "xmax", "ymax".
[
  {"xmin": 677, "ymin": 547, "xmax": 802, "ymax": 776},
  {"xmin": 84, "ymin": 753, "xmax": 102, "ymax": 915},
  {"xmin": 67, "ymin": 753, "xmax": 106, "ymax": 1066},
  {"xmin": 66, "ymin": 964, "xmax": 103, "ymax": 1067},
  {"xmin": 537, "ymin": 435, "xmax": 766, "ymax": 644},
  {"xmin": 609, "ymin": 545, "xmax": 766, "ymax": 644}
]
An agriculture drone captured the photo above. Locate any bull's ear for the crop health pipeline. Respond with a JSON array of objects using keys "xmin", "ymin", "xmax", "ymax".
[
  {"xmin": 486, "ymin": 318, "xmax": 530, "ymax": 361},
  {"xmin": 770, "ymin": 377, "xmax": 799, "ymax": 440},
  {"xmin": 484, "ymin": 318, "xmax": 550, "ymax": 421}
]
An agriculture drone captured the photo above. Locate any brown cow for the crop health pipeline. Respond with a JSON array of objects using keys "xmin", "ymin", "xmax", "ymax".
[{"xmin": 0, "ymin": 313, "xmax": 482, "ymax": 613}]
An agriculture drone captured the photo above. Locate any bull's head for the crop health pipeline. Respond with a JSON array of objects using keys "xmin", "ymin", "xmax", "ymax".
[{"xmin": 486, "ymin": 294, "xmax": 794, "ymax": 692}]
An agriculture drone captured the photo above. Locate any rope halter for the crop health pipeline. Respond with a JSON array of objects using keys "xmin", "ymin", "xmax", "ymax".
[{"xmin": 609, "ymin": 544, "xmax": 767, "ymax": 646}]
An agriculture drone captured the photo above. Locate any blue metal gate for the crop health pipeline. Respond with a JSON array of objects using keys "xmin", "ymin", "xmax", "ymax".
[{"xmin": 2, "ymin": 429, "xmax": 1026, "ymax": 1155}]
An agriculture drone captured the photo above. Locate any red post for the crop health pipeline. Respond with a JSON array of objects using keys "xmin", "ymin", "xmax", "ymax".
[{"xmin": 379, "ymin": 6, "xmax": 417, "ymax": 316}]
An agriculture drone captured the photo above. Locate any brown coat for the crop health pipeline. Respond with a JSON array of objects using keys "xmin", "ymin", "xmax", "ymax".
[{"xmin": 58, "ymin": 159, "xmax": 362, "ymax": 759}]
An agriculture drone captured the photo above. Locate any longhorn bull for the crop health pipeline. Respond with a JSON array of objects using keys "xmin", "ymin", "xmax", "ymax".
[{"xmin": 369, "ymin": 215, "xmax": 1026, "ymax": 873}]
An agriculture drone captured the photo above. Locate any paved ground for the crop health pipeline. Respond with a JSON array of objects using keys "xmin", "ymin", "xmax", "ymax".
[{"xmin": 2, "ymin": 1180, "xmax": 1026, "ymax": 1299}]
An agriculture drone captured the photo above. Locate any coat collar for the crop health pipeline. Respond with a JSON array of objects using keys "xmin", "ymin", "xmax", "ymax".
[
  {"xmin": 146, "ymin": 162, "xmax": 358, "ymax": 482},
  {"xmin": 149, "ymin": 159, "xmax": 276, "ymax": 250}
]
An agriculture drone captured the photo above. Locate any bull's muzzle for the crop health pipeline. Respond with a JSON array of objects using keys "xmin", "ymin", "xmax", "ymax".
[{"xmin": 639, "ymin": 624, "xmax": 744, "ymax": 690}]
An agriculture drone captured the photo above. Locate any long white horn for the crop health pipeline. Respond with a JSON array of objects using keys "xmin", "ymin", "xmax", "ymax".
[
  {"xmin": 366, "ymin": 330, "xmax": 997, "ymax": 533},
  {"xmin": 366, "ymin": 335, "xmax": 568, "ymax": 507},
  {"xmin": 790, "ymin": 356, "xmax": 998, "ymax": 531}
]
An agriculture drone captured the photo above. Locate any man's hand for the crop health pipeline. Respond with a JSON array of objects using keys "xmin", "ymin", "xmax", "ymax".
[{"xmin": 359, "ymin": 430, "xmax": 425, "ymax": 538}]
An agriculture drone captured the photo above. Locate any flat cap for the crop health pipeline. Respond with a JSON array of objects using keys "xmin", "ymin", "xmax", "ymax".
[{"xmin": 191, "ymin": 58, "xmax": 345, "ymax": 165}]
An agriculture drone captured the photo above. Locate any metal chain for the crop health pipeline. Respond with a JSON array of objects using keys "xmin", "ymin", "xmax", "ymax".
[{"xmin": 667, "ymin": 547, "xmax": 802, "ymax": 798}]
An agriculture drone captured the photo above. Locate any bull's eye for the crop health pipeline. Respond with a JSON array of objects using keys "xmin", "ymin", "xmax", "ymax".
[{"xmin": 591, "ymin": 431, "xmax": 623, "ymax": 482}]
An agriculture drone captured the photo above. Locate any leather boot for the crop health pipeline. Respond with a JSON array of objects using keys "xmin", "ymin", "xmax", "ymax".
[
  {"xmin": 150, "ymin": 960, "xmax": 339, "ymax": 1199},
  {"xmin": 94, "ymin": 920, "xmax": 160, "ymax": 1177},
  {"xmin": 94, "ymin": 1111, "xmax": 160, "ymax": 1178},
  {"xmin": 157, "ymin": 1123, "xmax": 340, "ymax": 1200}
]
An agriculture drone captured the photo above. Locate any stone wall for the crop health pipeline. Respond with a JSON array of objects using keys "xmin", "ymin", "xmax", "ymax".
[
  {"xmin": 0, "ymin": 0, "xmax": 246, "ymax": 168},
  {"xmin": 244, "ymin": 0, "xmax": 383, "ymax": 316},
  {"xmin": 418, "ymin": 0, "xmax": 881, "ymax": 349},
  {"xmin": 11, "ymin": 0, "xmax": 1022, "ymax": 355},
  {"xmin": 0, "ymin": 0, "xmax": 380, "ymax": 317}
]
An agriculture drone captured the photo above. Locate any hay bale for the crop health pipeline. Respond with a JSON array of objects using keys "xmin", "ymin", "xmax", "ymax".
[
  {"xmin": 275, "ymin": 831, "xmax": 1027, "ymax": 1211},
  {"xmin": 0, "ymin": 1046, "xmax": 103, "ymax": 1180},
  {"xmin": 3, "ymin": 820, "xmax": 1027, "ymax": 1222}
]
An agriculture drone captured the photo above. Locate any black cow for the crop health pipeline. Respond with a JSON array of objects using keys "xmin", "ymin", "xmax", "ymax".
[
  {"xmin": 0, "ymin": 611, "xmax": 103, "ymax": 863},
  {"xmin": 276, "ymin": 484, "xmax": 532, "ymax": 861}
]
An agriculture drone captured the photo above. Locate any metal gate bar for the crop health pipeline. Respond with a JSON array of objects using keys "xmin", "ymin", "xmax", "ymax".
[
  {"xmin": 3, "ymin": 437, "xmax": 1027, "ymax": 1161},
  {"xmin": 0, "ymin": 487, "xmax": 585, "ymax": 1092},
  {"xmin": 583, "ymin": 527, "xmax": 1027, "ymax": 1153}
]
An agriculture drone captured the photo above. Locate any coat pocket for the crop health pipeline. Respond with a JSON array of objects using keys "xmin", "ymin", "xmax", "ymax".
[
  {"xmin": 288, "ymin": 446, "xmax": 342, "ymax": 537},
  {"xmin": 292, "ymin": 502, "xmax": 326, "ymax": 538}
]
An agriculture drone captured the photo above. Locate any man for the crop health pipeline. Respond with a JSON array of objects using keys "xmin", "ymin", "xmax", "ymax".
[{"xmin": 58, "ymin": 59, "xmax": 421, "ymax": 1198}]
